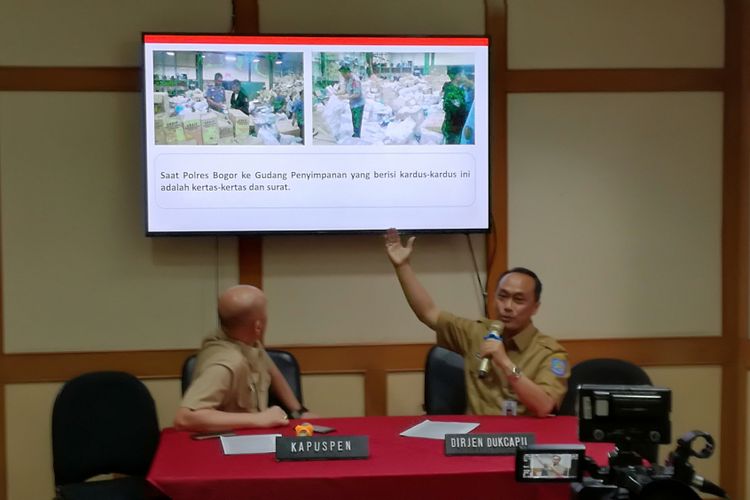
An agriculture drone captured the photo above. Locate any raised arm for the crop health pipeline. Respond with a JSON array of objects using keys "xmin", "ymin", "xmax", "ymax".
[{"xmin": 384, "ymin": 228, "xmax": 440, "ymax": 329}]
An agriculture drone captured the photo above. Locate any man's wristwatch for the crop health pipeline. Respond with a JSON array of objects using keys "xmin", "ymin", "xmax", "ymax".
[
  {"xmin": 288, "ymin": 406, "xmax": 309, "ymax": 419},
  {"xmin": 509, "ymin": 365, "xmax": 522, "ymax": 381}
]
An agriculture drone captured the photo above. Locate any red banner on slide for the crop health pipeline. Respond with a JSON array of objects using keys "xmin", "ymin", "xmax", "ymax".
[{"xmin": 143, "ymin": 34, "xmax": 488, "ymax": 46}]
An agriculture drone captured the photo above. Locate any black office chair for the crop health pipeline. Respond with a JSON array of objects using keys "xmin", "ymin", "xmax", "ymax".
[
  {"xmin": 424, "ymin": 345, "xmax": 467, "ymax": 414},
  {"xmin": 559, "ymin": 358, "xmax": 657, "ymax": 463},
  {"xmin": 181, "ymin": 349, "xmax": 303, "ymax": 408},
  {"xmin": 52, "ymin": 371, "xmax": 166, "ymax": 500}
]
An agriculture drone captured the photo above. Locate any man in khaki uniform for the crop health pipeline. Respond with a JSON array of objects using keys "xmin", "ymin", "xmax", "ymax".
[
  {"xmin": 545, "ymin": 455, "xmax": 569, "ymax": 477},
  {"xmin": 385, "ymin": 229, "xmax": 569, "ymax": 416},
  {"xmin": 174, "ymin": 285, "xmax": 313, "ymax": 432}
]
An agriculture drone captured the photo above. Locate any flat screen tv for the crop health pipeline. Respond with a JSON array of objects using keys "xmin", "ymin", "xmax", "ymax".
[{"xmin": 143, "ymin": 34, "xmax": 489, "ymax": 234}]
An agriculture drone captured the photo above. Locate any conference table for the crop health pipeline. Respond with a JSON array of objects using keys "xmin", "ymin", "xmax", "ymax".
[{"xmin": 148, "ymin": 415, "xmax": 612, "ymax": 500}]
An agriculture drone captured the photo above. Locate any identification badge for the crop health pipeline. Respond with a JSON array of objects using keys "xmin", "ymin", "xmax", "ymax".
[{"xmin": 502, "ymin": 399, "xmax": 518, "ymax": 416}]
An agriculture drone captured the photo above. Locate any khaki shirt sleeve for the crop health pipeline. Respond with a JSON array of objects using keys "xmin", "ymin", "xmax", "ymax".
[
  {"xmin": 180, "ymin": 364, "xmax": 232, "ymax": 411},
  {"xmin": 260, "ymin": 347, "xmax": 273, "ymax": 369},
  {"xmin": 435, "ymin": 311, "xmax": 479, "ymax": 356},
  {"xmin": 532, "ymin": 349, "xmax": 570, "ymax": 410}
]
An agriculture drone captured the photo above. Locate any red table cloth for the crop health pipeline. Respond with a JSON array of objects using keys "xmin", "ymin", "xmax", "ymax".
[{"xmin": 148, "ymin": 415, "xmax": 612, "ymax": 500}]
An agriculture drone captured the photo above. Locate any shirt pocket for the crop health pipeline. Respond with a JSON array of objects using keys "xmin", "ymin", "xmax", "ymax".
[{"xmin": 236, "ymin": 371, "xmax": 259, "ymax": 412}]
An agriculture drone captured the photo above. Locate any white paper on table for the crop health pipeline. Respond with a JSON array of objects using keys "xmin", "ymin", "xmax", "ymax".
[
  {"xmin": 220, "ymin": 434, "xmax": 281, "ymax": 455},
  {"xmin": 399, "ymin": 419, "xmax": 479, "ymax": 440}
]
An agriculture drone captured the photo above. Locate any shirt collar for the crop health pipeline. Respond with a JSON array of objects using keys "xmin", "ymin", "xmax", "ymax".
[
  {"xmin": 210, "ymin": 329, "xmax": 261, "ymax": 350},
  {"xmin": 506, "ymin": 323, "xmax": 537, "ymax": 352}
]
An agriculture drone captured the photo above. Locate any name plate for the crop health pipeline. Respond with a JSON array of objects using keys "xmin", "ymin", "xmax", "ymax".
[
  {"xmin": 275, "ymin": 435, "xmax": 369, "ymax": 461},
  {"xmin": 444, "ymin": 433, "xmax": 536, "ymax": 456}
]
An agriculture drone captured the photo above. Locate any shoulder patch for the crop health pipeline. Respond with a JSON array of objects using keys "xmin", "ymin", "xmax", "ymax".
[{"xmin": 550, "ymin": 357, "xmax": 567, "ymax": 377}]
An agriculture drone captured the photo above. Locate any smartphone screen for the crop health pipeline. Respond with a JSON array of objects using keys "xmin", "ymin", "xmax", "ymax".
[{"xmin": 312, "ymin": 425, "xmax": 335, "ymax": 434}]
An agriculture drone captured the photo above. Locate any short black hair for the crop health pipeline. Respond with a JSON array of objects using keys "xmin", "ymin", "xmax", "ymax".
[
  {"xmin": 497, "ymin": 267, "xmax": 542, "ymax": 302},
  {"xmin": 214, "ymin": 72, "xmax": 223, "ymax": 80}
]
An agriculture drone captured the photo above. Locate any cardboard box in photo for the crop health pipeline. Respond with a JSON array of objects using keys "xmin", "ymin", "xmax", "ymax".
[
  {"xmin": 181, "ymin": 112, "xmax": 203, "ymax": 145},
  {"xmin": 200, "ymin": 113, "xmax": 219, "ymax": 145}
]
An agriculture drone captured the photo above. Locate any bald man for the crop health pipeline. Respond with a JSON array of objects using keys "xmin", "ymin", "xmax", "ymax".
[{"xmin": 174, "ymin": 285, "xmax": 312, "ymax": 432}]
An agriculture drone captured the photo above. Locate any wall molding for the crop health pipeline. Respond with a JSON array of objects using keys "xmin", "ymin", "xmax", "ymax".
[
  {"xmin": 0, "ymin": 67, "xmax": 141, "ymax": 92},
  {"xmin": 506, "ymin": 68, "xmax": 725, "ymax": 93},
  {"xmin": 0, "ymin": 337, "xmax": 725, "ymax": 385},
  {"xmin": 0, "ymin": 67, "xmax": 725, "ymax": 94}
]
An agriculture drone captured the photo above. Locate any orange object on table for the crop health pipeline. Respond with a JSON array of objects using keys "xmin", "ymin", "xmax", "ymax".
[{"xmin": 295, "ymin": 422, "xmax": 314, "ymax": 436}]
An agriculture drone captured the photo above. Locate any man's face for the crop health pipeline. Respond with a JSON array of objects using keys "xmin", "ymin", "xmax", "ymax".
[
  {"xmin": 215, "ymin": 76, "xmax": 223, "ymax": 87},
  {"xmin": 232, "ymin": 307, "xmax": 267, "ymax": 345},
  {"xmin": 340, "ymin": 70, "xmax": 351, "ymax": 80},
  {"xmin": 553, "ymin": 455, "xmax": 561, "ymax": 465},
  {"xmin": 493, "ymin": 272, "xmax": 539, "ymax": 335},
  {"xmin": 232, "ymin": 82, "xmax": 240, "ymax": 93}
]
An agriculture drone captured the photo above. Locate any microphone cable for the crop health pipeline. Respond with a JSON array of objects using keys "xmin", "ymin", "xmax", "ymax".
[{"xmin": 465, "ymin": 233, "xmax": 488, "ymax": 317}]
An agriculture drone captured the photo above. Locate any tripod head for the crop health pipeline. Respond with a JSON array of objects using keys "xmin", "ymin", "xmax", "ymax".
[{"xmin": 665, "ymin": 431, "xmax": 727, "ymax": 498}]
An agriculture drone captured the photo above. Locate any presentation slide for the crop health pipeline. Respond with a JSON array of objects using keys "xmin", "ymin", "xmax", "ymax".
[{"xmin": 143, "ymin": 34, "xmax": 489, "ymax": 234}]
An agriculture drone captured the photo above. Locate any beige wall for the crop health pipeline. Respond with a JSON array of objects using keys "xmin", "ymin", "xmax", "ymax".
[
  {"xmin": 507, "ymin": 0, "xmax": 724, "ymax": 69},
  {"xmin": 508, "ymin": 92, "xmax": 723, "ymax": 339},
  {"xmin": 0, "ymin": 0, "xmax": 233, "ymax": 67},
  {"xmin": 301, "ymin": 374, "xmax": 366, "ymax": 417},
  {"xmin": 0, "ymin": 92, "xmax": 241, "ymax": 352},
  {"xmin": 645, "ymin": 366, "xmax": 722, "ymax": 479},
  {"xmin": 388, "ymin": 372, "xmax": 424, "ymax": 415},
  {"xmin": 258, "ymin": 0, "xmax": 485, "ymax": 34},
  {"xmin": 263, "ymin": 233, "xmax": 486, "ymax": 345}
]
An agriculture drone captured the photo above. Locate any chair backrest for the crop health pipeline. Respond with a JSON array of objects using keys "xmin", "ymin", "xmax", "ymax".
[
  {"xmin": 52, "ymin": 371, "xmax": 160, "ymax": 486},
  {"xmin": 267, "ymin": 349, "xmax": 303, "ymax": 406},
  {"xmin": 559, "ymin": 358, "xmax": 652, "ymax": 416},
  {"xmin": 181, "ymin": 349, "xmax": 303, "ymax": 405},
  {"xmin": 181, "ymin": 354, "xmax": 197, "ymax": 395},
  {"xmin": 424, "ymin": 345, "xmax": 467, "ymax": 415},
  {"xmin": 559, "ymin": 358, "xmax": 657, "ymax": 463}
]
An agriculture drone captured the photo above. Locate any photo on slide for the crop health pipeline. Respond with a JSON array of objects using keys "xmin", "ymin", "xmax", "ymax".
[
  {"xmin": 311, "ymin": 51, "xmax": 476, "ymax": 146},
  {"xmin": 152, "ymin": 51, "xmax": 304, "ymax": 146}
]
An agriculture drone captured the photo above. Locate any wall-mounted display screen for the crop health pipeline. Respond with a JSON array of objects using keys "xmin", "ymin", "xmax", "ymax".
[{"xmin": 143, "ymin": 34, "xmax": 489, "ymax": 234}]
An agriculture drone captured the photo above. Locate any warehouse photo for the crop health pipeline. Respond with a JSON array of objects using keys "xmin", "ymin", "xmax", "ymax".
[
  {"xmin": 311, "ymin": 51, "xmax": 475, "ymax": 145},
  {"xmin": 152, "ymin": 51, "xmax": 304, "ymax": 145}
]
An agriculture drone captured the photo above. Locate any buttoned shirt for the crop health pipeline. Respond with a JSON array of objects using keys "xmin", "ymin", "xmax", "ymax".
[
  {"xmin": 205, "ymin": 84, "xmax": 226, "ymax": 104},
  {"xmin": 435, "ymin": 311, "xmax": 569, "ymax": 415},
  {"xmin": 181, "ymin": 330, "xmax": 273, "ymax": 413}
]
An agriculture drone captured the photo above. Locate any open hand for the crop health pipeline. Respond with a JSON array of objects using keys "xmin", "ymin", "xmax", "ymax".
[{"xmin": 384, "ymin": 228, "xmax": 415, "ymax": 267}]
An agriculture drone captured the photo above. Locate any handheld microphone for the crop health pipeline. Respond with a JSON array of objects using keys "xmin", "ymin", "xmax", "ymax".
[{"xmin": 478, "ymin": 322, "xmax": 503, "ymax": 378}]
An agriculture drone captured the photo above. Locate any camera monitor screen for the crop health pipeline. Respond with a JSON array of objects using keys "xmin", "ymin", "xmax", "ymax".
[
  {"xmin": 515, "ymin": 445, "xmax": 585, "ymax": 483},
  {"xmin": 143, "ymin": 34, "xmax": 490, "ymax": 234}
]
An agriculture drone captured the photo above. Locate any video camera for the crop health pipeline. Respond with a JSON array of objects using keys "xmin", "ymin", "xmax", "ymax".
[{"xmin": 515, "ymin": 384, "xmax": 728, "ymax": 499}]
